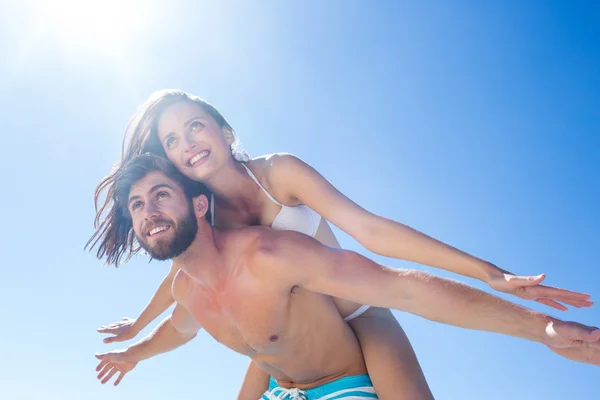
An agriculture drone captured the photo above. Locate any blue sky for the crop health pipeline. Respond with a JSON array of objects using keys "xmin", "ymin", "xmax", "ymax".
[{"xmin": 0, "ymin": 1, "xmax": 598, "ymax": 399}]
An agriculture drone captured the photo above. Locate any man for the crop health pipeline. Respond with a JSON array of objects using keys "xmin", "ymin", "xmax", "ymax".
[{"xmin": 93, "ymin": 154, "xmax": 599, "ymax": 399}]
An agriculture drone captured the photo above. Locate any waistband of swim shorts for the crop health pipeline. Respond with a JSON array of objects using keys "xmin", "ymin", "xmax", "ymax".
[{"xmin": 268, "ymin": 374, "xmax": 375, "ymax": 398}]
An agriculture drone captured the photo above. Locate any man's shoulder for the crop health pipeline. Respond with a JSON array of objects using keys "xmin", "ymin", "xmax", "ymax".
[
  {"xmin": 228, "ymin": 226, "xmax": 279, "ymax": 257},
  {"xmin": 227, "ymin": 227, "xmax": 304, "ymax": 269}
]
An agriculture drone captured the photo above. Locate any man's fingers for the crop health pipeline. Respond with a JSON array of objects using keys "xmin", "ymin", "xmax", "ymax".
[
  {"xmin": 95, "ymin": 359, "xmax": 108, "ymax": 372},
  {"xmin": 554, "ymin": 321, "xmax": 600, "ymax": 342},
  {"xmin": 581, "ymin": 328, "xmax": 600, "ymax": 342},
  {"xmin": 114, "ymin": 371, "xmax": 126, "ymax": 386},
  {"xmin": 101, "ymin": 368, "xmax": 118, "ymax": 385},
  {"xmin": 535, "ymin": 298, "xmax": 568, "ymax": 311},
  {"xmin": 97, "ymin": 363, "xmax": 113, "ymax": 380},
  {"xmin": 95, "ymin": 352, "xmax": 121, "ymax": 363}
]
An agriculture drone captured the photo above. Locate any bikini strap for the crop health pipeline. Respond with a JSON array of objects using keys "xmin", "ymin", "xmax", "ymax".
[
  {"xmin": 241, "ymin": 163, "xmax": 283, "ymax": 206},
  {"xmin": 343, "ymin": 305, "xmax": 371, "ymax": 322},
  {"xmin": 210, "ymin": 193, "xmax": 215, "ymax": 226}
]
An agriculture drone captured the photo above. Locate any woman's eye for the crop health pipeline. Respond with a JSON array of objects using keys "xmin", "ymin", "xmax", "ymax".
[
  {"xmin": 190, "ymin": 121, "xmax": 204, "ymax": 131},
  {"xmin": 165, "ymin": 136, "xmax": 177, "ymax": 149}
]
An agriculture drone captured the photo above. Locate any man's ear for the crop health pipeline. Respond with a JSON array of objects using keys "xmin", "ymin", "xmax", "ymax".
[
  {"xmin": 192, "ymin": 194, "xmax": 210, "ymax": 220},
  {"xmin": 223, "ymin": 126, "xmax": 235, "ymax": 146}
]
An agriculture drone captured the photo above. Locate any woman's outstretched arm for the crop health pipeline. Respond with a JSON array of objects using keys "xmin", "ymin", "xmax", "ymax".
[
  {"xmin": 98, "ymin": 263, "xmax": 179, "ymax": 343},
  {"xmin": 264, "ymin": 153, "xmax": 592, "ymax": 311}
]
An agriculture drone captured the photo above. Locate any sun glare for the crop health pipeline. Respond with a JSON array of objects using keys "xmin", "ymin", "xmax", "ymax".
[{"xmin": 29, "ymin": 0, "xmax": 153, "ymax": 59}]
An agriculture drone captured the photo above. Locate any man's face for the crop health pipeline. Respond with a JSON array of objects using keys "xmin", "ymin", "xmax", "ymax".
[{"xmin": 127, "ymin": 171, "xmax": 197, "ymax": 260}]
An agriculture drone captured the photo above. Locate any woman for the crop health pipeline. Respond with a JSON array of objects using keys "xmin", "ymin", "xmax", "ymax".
[{"xmin": 92, "ymin": 90, "xmax": 591, "ymax": 399}]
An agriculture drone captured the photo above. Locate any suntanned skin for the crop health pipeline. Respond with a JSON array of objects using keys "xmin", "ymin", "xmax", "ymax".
[
  {"xmin": 174, "ymin": 230, "xmax": 370, "ymax": 387},
  {"xmin": 125, "ymin": 171, "xmax": 371, "ymax": 387},
  {"xmin": 98, "ymin": 99, "xmax": 592, "ymax": 399},
  {"xmin": 95, "ymin": 170, "xmax": 600, "ymax": 393}
]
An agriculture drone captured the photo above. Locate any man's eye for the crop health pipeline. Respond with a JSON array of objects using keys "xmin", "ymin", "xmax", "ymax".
[
  {"xmin": 131, "ymin": 201, "xmax": 142, "ymax": 211},
  {"xmin": 157, "ymin": 191, "xmax": 169, "ymax": 200},
  {"xmin": 165, "ymin": 136, "xmax": 177, "ymax": 149},
  {"xmin": 190, "ymin": 121, "xmax": 204, "ymax": 131}
]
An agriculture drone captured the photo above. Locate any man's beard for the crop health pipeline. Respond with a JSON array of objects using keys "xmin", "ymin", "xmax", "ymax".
[{"xmin": 137, "ymin": 203, "xmax": 198, "ymax": 260}]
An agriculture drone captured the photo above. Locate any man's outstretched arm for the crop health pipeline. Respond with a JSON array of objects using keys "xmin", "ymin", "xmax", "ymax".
[
  {"xmin": 257, "ymin": 231, "xmax": 600, "ymax": 364},
  {"xmin": 95, "ymin": 304, "xmax": 200, "ymax": 385}
]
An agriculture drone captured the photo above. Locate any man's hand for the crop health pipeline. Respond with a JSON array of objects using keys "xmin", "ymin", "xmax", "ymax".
[
  {"xmin": 95, "ymin": 349, "xmax": 138, "ymax": 385},
  {"xmin": 487, "ymin": 272, "xmax": 593, "ymax": 311},
  {"xmin": 543, "ymin": 320, "xmax": 600, "ymax": 365},
  {"xmin": 98, "ymin": 317, "xmax": 139, "ymax": 344}
]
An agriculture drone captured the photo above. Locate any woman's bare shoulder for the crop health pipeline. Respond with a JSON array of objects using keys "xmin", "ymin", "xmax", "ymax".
[
  {"xmin": 249, "ymin": 152, "xmax": 297, "ymax": 168},
  {"xmin": 245, "ymin": 153, "xmax": 303, "ymax": 183}
]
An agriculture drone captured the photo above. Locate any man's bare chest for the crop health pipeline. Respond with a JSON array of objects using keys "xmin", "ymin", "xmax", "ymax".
[{"xmin": 183, "ymin": 278, "xmax": 294, "ymax": 356}]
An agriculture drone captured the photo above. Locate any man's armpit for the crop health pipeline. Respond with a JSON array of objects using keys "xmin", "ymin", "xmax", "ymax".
[{"xmin": 171, "ymin": 304, "xmax": 201, "ymax": 334}]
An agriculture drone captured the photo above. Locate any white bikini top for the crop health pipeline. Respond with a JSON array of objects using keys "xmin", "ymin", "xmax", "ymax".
[{"xmin": 210, "ymin": 163, "xmax": 322, "ymax": 237}]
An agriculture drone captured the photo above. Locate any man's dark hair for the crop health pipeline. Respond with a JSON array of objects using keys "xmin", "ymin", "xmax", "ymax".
[{"xmin": 86, "ymin": 153, "xmax": 211, "ymax": 267}]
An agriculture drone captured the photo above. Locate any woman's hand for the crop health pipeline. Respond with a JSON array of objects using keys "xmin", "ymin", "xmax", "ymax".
[
  {"xmin": 98, "ymin": 317, "xmax": 139, "ymax": 343},
  {"xmin": 487, "ymin": 272, "xmax": 593, "ymax": 311}
]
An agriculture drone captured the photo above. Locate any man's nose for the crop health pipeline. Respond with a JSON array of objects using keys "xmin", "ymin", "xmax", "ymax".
[{"xmin": 143, "ymin": 202, "xmax": 159, "ymax": 220}]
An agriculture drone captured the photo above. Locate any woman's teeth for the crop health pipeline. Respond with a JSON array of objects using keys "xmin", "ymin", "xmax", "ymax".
[{"xmin": 189, "ymin": 151, "xmax": 209, "ymax": 166}]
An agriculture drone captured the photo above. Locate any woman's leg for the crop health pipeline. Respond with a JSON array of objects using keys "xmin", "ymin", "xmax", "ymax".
[
  {"xmin": 237, "ymin": 360, "xmax": 271, "ymax": 400},
  {"xmin": 347, "ymin": 307, "xmax": 434, "ymax": 400}
]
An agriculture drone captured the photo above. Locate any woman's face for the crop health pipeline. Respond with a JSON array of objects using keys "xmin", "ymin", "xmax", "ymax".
[{"xmin": 156, "ymin": 101, "xmax": 234, "ymax": 181}]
